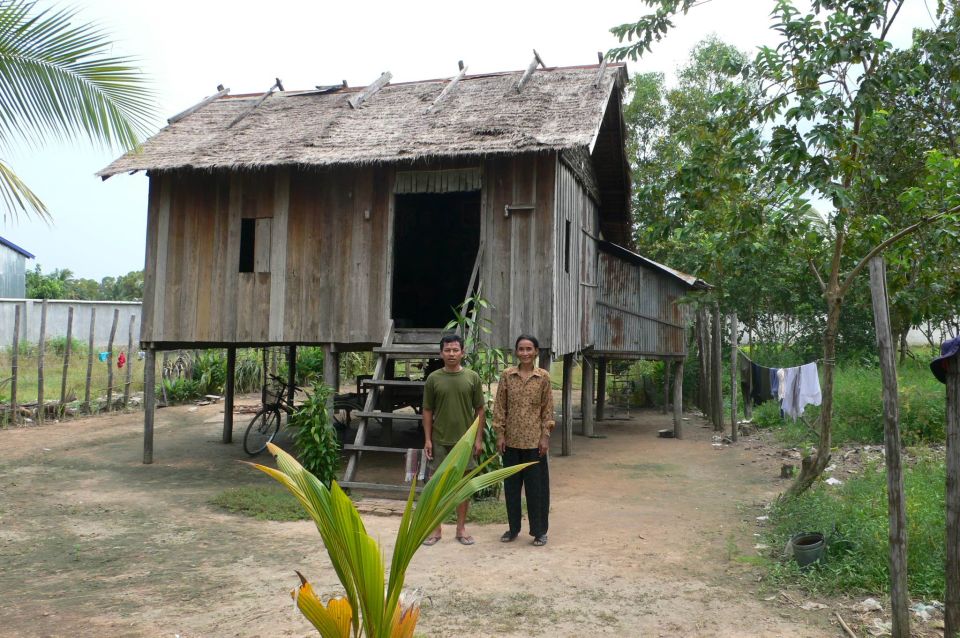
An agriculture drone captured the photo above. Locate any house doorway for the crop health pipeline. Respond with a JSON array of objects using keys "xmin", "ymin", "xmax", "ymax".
[{"xmin": 392, "ymin": 191, "xmax": 481, "ymax": 328}]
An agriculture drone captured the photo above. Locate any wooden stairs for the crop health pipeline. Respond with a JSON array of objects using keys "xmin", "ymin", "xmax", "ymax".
[{"xmin": 340, "ymin": 322, "xmax": 444, "ymax": 493}]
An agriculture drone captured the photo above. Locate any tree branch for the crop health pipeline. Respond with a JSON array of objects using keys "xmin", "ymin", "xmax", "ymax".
[
  {"xmin": 839, "ymin": 204, "xmax": 960, "ymax": 297},
  {"xmin": 809, "ymin": 258, "xmax": 826, "ymax": 292}
]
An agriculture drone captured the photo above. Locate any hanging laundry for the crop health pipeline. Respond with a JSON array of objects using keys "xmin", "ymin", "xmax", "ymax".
[
  {"xmin": 776, "ymin": 368, "xmax": 786, "ymax": 400},
  {"xmin": 117, "ymin": 351, "xmax": 126, "ymax": 369},
  {"xmin": 98, "ymin": 351, "xmax": 110, "ymax": 362},
  {"xmin": 770, "ymin": 367, "xmax": 779, "ymax": 399},
  {"xmin": 739, "ymin": 354, "xmax": 753, "ymax": 412},
  {"xmin": 753, "ymin": 363, "xmax": 774, "ymax": 402},
  {"xmin": 795, "ymin": 362, "xmax": 822, "ymax": 417}
]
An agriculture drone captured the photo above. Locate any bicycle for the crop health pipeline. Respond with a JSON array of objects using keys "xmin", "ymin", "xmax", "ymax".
[{"xmin": 243, "ymin": 374, "xmax": 301, "ymax": 455}]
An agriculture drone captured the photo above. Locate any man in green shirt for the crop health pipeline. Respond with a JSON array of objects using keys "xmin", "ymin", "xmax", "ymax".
[{"xmin": 422, "ymin": 334, "xmax": 485, "ymax": 546}]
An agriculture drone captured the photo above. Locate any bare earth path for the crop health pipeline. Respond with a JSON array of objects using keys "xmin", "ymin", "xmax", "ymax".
[{"xmin": 0, "ymin": 402, "xmax": 840, "ymax": 637}]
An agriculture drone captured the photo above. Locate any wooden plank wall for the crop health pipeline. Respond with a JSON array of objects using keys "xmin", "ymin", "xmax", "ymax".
[
  {"xmin": 593, "ymin": 251, "xmax": 691, "ymax": 358},
  {"xmin": 552, "ymin": 161, "xmax": 598, "ymax": 356},
  {"xmin": 480, "ymin": 153, "xmax": 555, "ymax": 351}
]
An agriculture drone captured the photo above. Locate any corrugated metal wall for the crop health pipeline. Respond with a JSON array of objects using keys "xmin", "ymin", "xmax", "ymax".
[
  {"xmin": 551, "ymin": 160, "xmax": 597, "ymax": 356},
  {"xmin": 593, "ymin": 250, "xmax": 691, "ymax": 358},
  {"xmin": 0, "ymin": 247, "xmax": 27, "ymax": 298}
]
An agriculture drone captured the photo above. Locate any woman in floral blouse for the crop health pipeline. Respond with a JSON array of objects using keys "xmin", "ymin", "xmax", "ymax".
[{"xmin": 492, "ymin": 334, "xmax": 555, "ymax": 546}]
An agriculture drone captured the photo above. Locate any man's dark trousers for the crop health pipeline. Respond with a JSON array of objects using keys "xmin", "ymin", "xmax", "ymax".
[{"xmin": 503, "ymin": 447, "xmax": 549, "ymax": 537}]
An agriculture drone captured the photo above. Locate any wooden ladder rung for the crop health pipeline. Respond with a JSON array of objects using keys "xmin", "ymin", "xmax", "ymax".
[
  {"xmin": 339, "ymin": 481, "xmax": 422, "ymax": 493},
  {"xmin": 342, "ymin": 444, "xmax": 414, "ymax": 453},
  {"xmin": 361, "ymin": 379, "xmax": 425, "ymax": 388},
  {"xmin": 354, "ymin": 410, "xmax": 423, "ymax": 421}
]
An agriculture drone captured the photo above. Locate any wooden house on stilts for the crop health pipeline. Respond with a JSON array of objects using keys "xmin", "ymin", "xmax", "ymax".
[{"xmin": 100, "ymin": 58, "xmax": 707, "ymax": 488}]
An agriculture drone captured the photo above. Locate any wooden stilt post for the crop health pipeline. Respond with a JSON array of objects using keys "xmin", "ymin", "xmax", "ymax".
[
  {"xmin": 730, "ymin": 312, "xmax": 739, "ymax": 442},
  {"xmin": 322, "ymin": 344, "xmax": 336, "ymax": 413},
  {"xmin": 538, "ymin": 349, "xmax": 551, "ymax": 372},
  {"xmin": 60, "ymin": 306, "xmax": 74, "ymax": 408},
  {"xmin": 868, "ymin": 257, "xmax": 909, "ymax": 638},
  {"xmin": 105, "ymin": 308, "xmax": 119, "ymax": 410},
  {"xmin": 84, "ymin": 307, "xmax": 95, "ymax": 411},
  {"xmin": 223, "ymin": 347, "xmax": 236, "ymax": 444},
  {"xmin": 696, "ymin": 307, "xmax": 708, "ymax": 415},
  {"xmin": 37, "ymin": 299, "xmax": 47, "ymax": 422},
  {"xmin": 662, "ymin": 359, "xmax": 671, "ymax": 414},
  {"xmin": 561, "ymin": 353, "xmax": 573, "ymax": 456},
  {"xmin": 143, "ymin": 348, "xmax": 156, "ymax": 464},
  {"xmin": 596, "ymin": 357, "xmax": 607, "ymax": 421},
  {"xmin": 123, "ymin": 314, "xmax": 135, "ymax": 407},
  {"xmin": 744, "ymin": 326, "xmax": 753, "ymax": 421},
  {"xmin": 673, "ymin": 360, "xmax": 684, "ymax": 438},
  {"xmin": 581, "ymin": 356, "xmax": 595, "ymax": 437},
  {"xmin": 711, "ymin": 303, "xmax": 723, "ymax": 431},
  {"xmin": 332, "ymin": 350, "xmax": 341, "ymax": 393},
  {"xmin": 286, "ymin": 345, "xmax": 297, "ymax": 410},
  {"xmin": 946, "ymin": 346, "xmax": 960, "ymax": 637},
  {"xmin": 10, "ymin": 304, "xmax": 20, "ymax": 424}
]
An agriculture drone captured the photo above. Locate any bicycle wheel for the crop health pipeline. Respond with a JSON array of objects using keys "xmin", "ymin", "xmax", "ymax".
[
  {"xmin": 243, "ymin": 408, "xmax": 281, "ymax": 455},
  {"xmin": 331, "ymin": 399, "xmax": 359, "ymax": 442}
]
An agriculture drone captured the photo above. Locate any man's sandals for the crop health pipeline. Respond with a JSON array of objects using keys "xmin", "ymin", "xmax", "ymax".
[
  {"xmin": 532, "ymin": 535, "xmax": 548, "ymax": 547},
  {"xmin": 500, "ymin": 531, "xmax": 518, "ymax": 543}
]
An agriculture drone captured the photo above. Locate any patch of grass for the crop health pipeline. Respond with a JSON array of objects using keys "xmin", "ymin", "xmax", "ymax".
[
  {"xmin": 762, "ymin": 453, "xmax": 946, "ymax": 598},
  {"xmin": 443, "ymin": 498, "xmax": 512, "ymax": 525},
  {"xmin": 609, "ymin": 462, "xmax": 678, "ymax": 477},
  {"xmin": 210, "ymin": 485, "xmax": 309, "ymax": 522}
]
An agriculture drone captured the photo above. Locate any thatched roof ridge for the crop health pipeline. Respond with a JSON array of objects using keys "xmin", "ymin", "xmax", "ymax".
[{"xmin": 99, "ymin": 64, "xmax": 627, "ymax": 177}]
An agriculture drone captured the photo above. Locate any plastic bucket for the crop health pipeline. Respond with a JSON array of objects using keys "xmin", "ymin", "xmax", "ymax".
[{"xmin": 792, "ymin": 532, "xmax": 825, "ymax": 568}]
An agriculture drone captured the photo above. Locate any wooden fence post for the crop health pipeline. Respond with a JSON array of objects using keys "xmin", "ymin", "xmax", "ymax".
[
  {"xmin": 123, "ymin": 314, "xmax": 135, "ymax": 407},
  {"xmin": 868, "ymin": 257, "xmax": 909, "ymax": 638},
  {"xmin": 37, "ymin": 299, "xmax": 47, "ymax": 422},
  {"xmin": 711, "ymin": 303, "xmax": 723, "ymax": 431},
  {"xmin": 60, "ymin": 306, "xmax": 74, "ymax": 408},
  {"xmin": 673, "ymin": 360, "xmax": 684, "ymax": 439},
  {"xmin": 944, "ymin": 348, "xmax": 960, "ymax": 636},
  {"xmin": 105, "ymin": 308, "xmax": 119, "ymax": 410},
  {"xmin": 561, "ymin": 353, "xmax": 573, "ymax": 456},
  {"xmin": 10, "ymin": 304, "xmax": 20, "ymax": 424},
  {"xmin": 143, "ymin": 348, "xmax": 156, "ymax": 464},
  {"xmin": 581, "ymin": 356, "xmax": 595, "ymax": 437},
  {"xmin": 84, "ymin": 307, "xmax": 96, "ymax": 412},
  {"xmin": 730, "ymin": 312, "xmax": 739, "ymax": 442}
]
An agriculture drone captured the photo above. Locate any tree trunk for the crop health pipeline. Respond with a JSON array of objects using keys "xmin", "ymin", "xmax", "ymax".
[
  {"xmin": 787, "ymin": 289, "xmax": 839, "ymax": 497},
  {"xmin": 711, "ymin": 303, "xmax": 723, "ymax": 431}
]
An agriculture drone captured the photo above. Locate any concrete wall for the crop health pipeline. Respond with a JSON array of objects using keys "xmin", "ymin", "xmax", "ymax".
[{"xmin": 0, "ymin": 299, "xmax": 142, "ymax": 347}]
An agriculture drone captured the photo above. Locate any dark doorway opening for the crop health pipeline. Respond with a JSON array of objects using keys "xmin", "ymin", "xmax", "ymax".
[{"xmin": 392, "ymin": 191, "xmax": 481, "ymax": 328}]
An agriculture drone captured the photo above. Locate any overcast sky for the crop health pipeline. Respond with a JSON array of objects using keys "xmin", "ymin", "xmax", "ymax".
[{"xmin": 4, "ymin": 0, "xmax": 937, "ymax": 279}]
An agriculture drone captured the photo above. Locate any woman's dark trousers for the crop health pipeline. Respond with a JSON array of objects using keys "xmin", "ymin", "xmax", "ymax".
[{"xmin": 502, "ymin": 447, "xmax": 550, "ymax": 537}]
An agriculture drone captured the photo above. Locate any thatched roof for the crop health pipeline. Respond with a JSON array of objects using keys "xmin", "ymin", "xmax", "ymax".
[{"xmin": 98, "ymin": 64, "xmax": 628, "ymax": 176}]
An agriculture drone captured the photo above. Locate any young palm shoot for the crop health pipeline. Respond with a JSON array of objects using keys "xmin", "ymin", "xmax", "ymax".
[{"xmin": 251, "ymin": 418, "xmax": 533, "ymax": 637}]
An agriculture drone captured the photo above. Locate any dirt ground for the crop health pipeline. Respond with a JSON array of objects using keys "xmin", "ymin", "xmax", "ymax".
[{"xmin": 0, "ymin": 399, "xmax": 855, "ymax": 637}]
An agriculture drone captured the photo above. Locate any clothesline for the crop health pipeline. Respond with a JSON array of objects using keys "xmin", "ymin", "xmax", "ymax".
[
  {"xmin": 736, "ymin": 349, "xmax": 822, "ymax": 421},
  {"xmin": 736, "ymin": 348, "xmax": 821, "ymax": 369}
]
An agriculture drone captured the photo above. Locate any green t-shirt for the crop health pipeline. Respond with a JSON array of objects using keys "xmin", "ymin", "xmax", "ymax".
[{"xmin": 423, "ymin": 367, "xmax": 484, "ymax": 445}]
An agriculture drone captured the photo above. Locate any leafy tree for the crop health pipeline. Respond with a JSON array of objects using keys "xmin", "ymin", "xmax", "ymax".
[
  {"xmin": 0, "ymin": 0, "xmax": 154, "ymax": 221},
  {"xmin": 25, "ymin": 263, "xmax": 65, "ymax": 298},
  {"xmin": 613, "ymin": 0, "xmax": 960, "ymax": 497}
]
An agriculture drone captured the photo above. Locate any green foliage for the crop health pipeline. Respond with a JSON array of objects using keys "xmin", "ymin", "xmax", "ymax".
[
  {"xmin": 290, "ymin": 384, "xmax": 340, "ymax": 488},
  {"xmin": 191, "ymin": 350, "xmax": 227, "ymax": 396},
  {"xmin": 764, "ymin": 455, "xmax": 947, "ymax": 598},
  {"xmin": 160, "ymin": 377, "xmax": 202, "ymax": 403},
  {"xmin": 210, "ymin": 485, "xmax": 310, "ymax": 522},
  {"xmin": 0, "ymin": 0, "xmax": 155, "ymax": 222},
  {"xmin": 26, "ymin": 265, "xmax": 145, "ymax": 300},
  {"xmin": 44, "ymin": 336, "xmax": 86, "ymax": 357},
  {"xmin": 279, "ymin": 346, "xmax": 326, "ymax": 387},
  {"xmin": 234, "ymin": 350, "xmax": 263, "ymax": 394},
  {"xmin": 441, "ymin": 497, "xmax": 510, "ymax": 525}
]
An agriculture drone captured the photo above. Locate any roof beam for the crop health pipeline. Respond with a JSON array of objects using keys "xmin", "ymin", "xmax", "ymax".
[
  {"xmin": 594, "ymin": 51, "xmax": 608, "ymax": 88},
  {"xmin": 227, "ymin": 78, "xmax": 283, "ymax": 129},
  {"xmin": 348, "ymin": 72, "xmax": 392, "ymax": 109},
  {"xmin": 426, "ymin": 63, "xmax": 469, "ymax": 113},
  {"xmin": 167, "ymin": 85, "xmax": 230, "ymax": 125},
  {"xmin": 516, "ymin": 49, "xmax": 546, "ymax": 93}
]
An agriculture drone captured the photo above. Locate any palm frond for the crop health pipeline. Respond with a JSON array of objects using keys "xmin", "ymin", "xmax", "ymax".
[
  {"xmin": 0, "ymin": 0, "xmax": 155, "ymax": 151},
  {"xmin": 0, "ymin": 157, "xmax": 47, "ymax": 223}
]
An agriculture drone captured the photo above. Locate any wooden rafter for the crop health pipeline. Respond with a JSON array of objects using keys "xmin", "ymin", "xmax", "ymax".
[
  {"xmin": 168, "ymin": 85, "xmax": 230, "ymax": 125},
  {"xmin": 516, "ymin": 49, "xmax": 546, "ymax": 93},
  {"xmin": 348, "ymin": 72, "xmax": 392, "ymax": 109},
  {"xmin": 426, "ymin": 63, "xmax": 469, "ymax": 113},
  {"xmin": 227, "ymin": 78, "xmax": 283, "ymax": 129}
]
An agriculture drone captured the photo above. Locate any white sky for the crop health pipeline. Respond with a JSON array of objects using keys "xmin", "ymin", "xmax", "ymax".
[{"xmin": 4, "ymin": 0, "xmax": 937, "ymax": 279}]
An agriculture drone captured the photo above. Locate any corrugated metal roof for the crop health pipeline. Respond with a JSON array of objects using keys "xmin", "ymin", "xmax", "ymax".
[
  {"xmin": 0, "ymin": 236, "xmax": 34, "ymax": 259},
  {"xmin": 595, "ymin": 238, "xmax": 710, "ymax": 290}
]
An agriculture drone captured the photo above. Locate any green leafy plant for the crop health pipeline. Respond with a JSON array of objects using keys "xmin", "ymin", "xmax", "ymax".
[
  {"xmin": 192, "ymin": 350, "xmax": 226, "ymax": 395},
  {"xmin": 290, "ymin": 384, "xmax": 340, "ymax": 488},
  {"xmin": 159, "ymin": 377, "xmax": 202, "ymax": 404},
  {"xmin": 234, "ymin": 350, "xmax": 264, "ymax": 393},
  {"xmin": 251, "ymin": 419, "xmax": 532, "ymax": 637}
]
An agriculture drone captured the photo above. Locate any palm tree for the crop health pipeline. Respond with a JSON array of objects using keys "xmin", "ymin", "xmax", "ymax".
[{"xmin": 0, "ymin": 0, "xmax": 154, "ymax": 222}]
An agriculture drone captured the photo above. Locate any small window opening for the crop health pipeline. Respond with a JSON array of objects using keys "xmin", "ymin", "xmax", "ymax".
[
  {"xmin": 239, "ymin": 218, "xmax": 255, "ymax": 273},
  {"xmin": 564, "ymin": 220, "xmax": 571, "ymax": 274}
]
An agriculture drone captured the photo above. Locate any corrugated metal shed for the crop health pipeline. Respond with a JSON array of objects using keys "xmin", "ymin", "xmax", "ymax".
[
  {"xmin": 0, "ymin": 236, "xmax": 34, "ymax": 298},
  {"xmin": 592, "ymin": 239, "xmax": 709, "ymax": 359}
]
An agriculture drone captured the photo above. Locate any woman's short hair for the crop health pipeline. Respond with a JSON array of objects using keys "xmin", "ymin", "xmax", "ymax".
[{"xmin": 514, "ymin": 334, "xmax": 539, "ymax": 350}]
